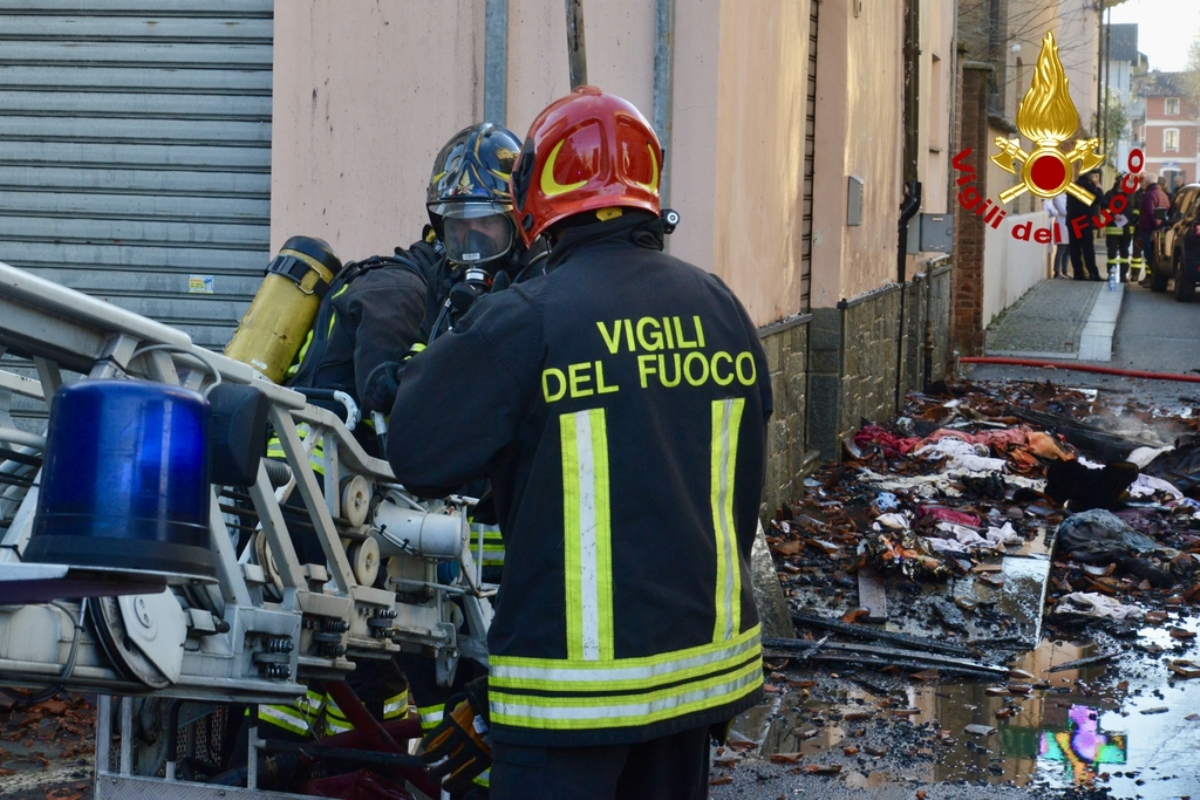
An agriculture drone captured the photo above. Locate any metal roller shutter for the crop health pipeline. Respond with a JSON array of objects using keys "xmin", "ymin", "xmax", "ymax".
[{"xmin": 0, "ymin": 0, "xmax": 272, "ymax": 359}]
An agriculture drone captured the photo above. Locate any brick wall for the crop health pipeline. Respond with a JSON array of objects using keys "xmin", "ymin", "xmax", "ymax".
[{"xmin": 950, "ymin": 65, "xmax": 992, "ymax": 356}]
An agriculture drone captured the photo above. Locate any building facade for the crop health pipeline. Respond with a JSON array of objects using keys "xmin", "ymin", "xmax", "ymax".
[
  {"xmin": 1136, "ymin": 72, "xmax": 1199, "ymax": 191},
  {"xmin": 273, "ymin": 0, "xmax": 960, "ymax": 499},
  {"xmin": 0, "ymin": 0, "xmax": 962, "ymax": 510}
]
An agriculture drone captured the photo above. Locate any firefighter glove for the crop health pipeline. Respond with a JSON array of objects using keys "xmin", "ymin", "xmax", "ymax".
[
  {"xmin": 420, "ymin": 677, "xmax": 490, "ymax": 795},
  {"xmin": 361, "ymin": 360, "xmax": 406, "ymax": 415}
]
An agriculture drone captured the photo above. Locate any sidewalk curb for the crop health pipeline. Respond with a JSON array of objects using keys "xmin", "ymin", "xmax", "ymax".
[{"xmin": 1077, "ymin": 281, "xmax": 1124, "ymax": 362}]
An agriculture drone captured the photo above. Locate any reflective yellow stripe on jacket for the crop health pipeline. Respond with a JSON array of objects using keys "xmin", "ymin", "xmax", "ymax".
[
  {"xmin": 711, "ymin": 398, "xmax": 745, "ymax": 642},
  {"xmin": 286, "ymin": 284, "xmax": 349, "ymax": 378},
  {"xmin": 560, "ymin": 408, "xmax": 614, "ymax": 662},
  {"xmin": 489, "ymin": 402, "xmax": 762, "ymax": 731}
]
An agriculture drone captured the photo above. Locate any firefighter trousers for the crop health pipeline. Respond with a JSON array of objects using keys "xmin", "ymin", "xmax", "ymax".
[{"xmin": 489, "ymin": 724, "xmax": 712, "ymax": 800}]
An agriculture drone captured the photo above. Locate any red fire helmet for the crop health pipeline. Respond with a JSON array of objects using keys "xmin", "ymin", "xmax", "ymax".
[{"xmin": 510, "ymin": 86, "xmax": 662, "ymax": 246}]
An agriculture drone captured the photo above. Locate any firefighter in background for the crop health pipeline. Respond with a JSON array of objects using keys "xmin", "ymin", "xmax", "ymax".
[
  {"xmin": 387, "ymin": 86, "xmax": 771, "ymax": 799},
  {"xmin": 1130, "ymin": 177, "xmax": 1146, "ymax": 282},
  {"xmin": 358, "ymin": 126, "xmax": 540, "ymax": 603},
  {"xmin": 254, "ymin": 124, "xmax": 534, "ymax": 765},
  {"xmin": 362, "ymin": 122, "xmax": 544, "ymax": 664},
  {"xmin": 249, "ymin": 249, "xmax": 434, "ymax": 762},
  {"xmin": 363, "ymin": 122, "xmax": 539, "ymax": 798},
  {"xmin": 360, "ymin": 122, "xmax": 548, "ymax": 411},
  {"xmin": 1102, "ymin": 174, "xmax": 1133, "ymax": 282}
]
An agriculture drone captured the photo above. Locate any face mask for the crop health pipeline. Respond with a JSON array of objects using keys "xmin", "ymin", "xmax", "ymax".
[{"xmin": 443, "ymin": 213, "xmax": 515, "ymax": 266}]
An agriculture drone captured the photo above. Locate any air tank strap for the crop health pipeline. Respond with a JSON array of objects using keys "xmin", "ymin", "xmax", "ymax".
[{"xmin": 267, "ymin": 254, "xmax": 334, "ymax": 298}]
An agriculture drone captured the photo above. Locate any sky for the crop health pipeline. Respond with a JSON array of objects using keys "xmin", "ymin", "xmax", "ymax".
[{"xmin": 1108, "ymin": 0, "xmax": 1200, "ymax": 73}]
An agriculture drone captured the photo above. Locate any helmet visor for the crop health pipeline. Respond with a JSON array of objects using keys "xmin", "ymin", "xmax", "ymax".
[{"xmin": 435, "ymin": 204, "xmax": 516, "ymax": 265}]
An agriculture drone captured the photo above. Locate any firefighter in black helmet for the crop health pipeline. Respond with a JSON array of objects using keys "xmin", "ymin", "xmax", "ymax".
[
  {"xmin": 425, "ymin": 122, "xmax": 549, "ymax": 339},
  {"xmin": 388, "ymin": 87, "xmax": 770, "ymax": 800},
  {"xmin": 359, "ymin": 123, "xmax": 547, "ymax": 416},
  {"xmin": 251, "ymin": 126, "xmax": 531, "ymax": 783},
  {"xmin": 359, "ymin": 123, "xmax": 539, "ymax": 799}
]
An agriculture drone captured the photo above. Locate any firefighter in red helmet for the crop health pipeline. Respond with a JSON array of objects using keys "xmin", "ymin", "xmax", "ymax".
[{"xmin": 388, "ymin": 87, "xmax": 771, "ymax": 799}]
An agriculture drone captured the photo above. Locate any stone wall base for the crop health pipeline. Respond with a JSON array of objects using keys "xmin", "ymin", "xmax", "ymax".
[{"xmin": 806, "ymin": 258, "xmax": 952, "ymax": 462}]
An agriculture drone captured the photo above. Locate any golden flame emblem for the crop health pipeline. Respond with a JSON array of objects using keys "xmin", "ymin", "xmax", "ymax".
[{"xmin": 990, "ymin": 33, "xmax": 1104, "ymax": 204}]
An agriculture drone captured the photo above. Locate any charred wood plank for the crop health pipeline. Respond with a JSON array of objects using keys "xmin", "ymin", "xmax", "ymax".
[{"xmin": 790, "ymin": 612, "xmax": 974, "ymax": 657}]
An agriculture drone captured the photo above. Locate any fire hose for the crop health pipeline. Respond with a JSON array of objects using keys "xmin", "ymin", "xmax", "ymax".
[{"xmin": 960, "ymin": 356, "xmax": 1200, "ymax": 384}]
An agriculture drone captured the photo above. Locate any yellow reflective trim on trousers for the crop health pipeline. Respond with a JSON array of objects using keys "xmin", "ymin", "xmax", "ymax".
[
  {"xmin": 560, "ymin": 408, "xmax": 614, "ymax": 662},
  {"xmin": 382, "ymin": 689, "xmax": 409, "ymax": 719},
  {"xmin": 491, "ymin": 658, "xmax": 763, "ymax": 731},
  {"xmin": 469, "ymin": 525, "xmax": 505, "ymax": 564},
  {"xmin": 418, "ymin": 704, "xmax": 444, "ymax": 731},
  {"xmin": 258, "ymin": 704, "xmax": 312, "ymax": 736},
  {"xmin": 491, "ymin": 628, "xmax": 761, "ymax": 693},
  {"xmin": 711, "ymin": 398, "xmax": 745, "ymax": 643}
]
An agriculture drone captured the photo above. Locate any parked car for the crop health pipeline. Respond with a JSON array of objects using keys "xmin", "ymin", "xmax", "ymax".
[{"xmin": 1152, "ymin": 182, "xmax": 1200, "ymax": 301}]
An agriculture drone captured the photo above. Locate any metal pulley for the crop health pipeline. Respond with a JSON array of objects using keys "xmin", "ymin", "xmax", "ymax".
[
  {"xmin": 88, "ymin": 593, "xmax": 187, "ymax": 689},
  {"xmin": 341, "ymin": 474, "xmax": 371, "ymax": 527},
  {"xmin": 349, "ymin": 537, "xmax": 380, "ymax": 587}
]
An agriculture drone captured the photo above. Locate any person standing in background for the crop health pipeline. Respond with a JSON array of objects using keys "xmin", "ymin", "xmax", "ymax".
[
  {"xmin": 1044, "ymin": 192, "xmax": 1070, "ymax": 278},
  {"xmin": 1067, "ymin": 170, "xmax": 1102, "ymax": 281},
  {"xmin": 1139, "ymin": 172, "xmax": 1171, "ymax": 285}
]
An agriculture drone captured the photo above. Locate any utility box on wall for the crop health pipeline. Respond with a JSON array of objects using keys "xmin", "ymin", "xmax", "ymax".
[
  {"xmin": 906, "ymin": 212, "xmax": 954, "ymax": 253},
  {"xmin": 846, "ymin": 176, "xmax": 864, "ymax": 227}
]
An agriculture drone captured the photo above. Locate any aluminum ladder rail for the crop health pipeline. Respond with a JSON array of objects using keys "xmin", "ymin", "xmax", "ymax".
[{"xmin": 0, "ymin": 260, "xmax": 493, "ymax": 705}]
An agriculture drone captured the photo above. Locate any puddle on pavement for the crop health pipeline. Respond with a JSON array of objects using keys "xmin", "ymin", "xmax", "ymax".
[{"xmin": 740, "ymin": 614, "xmax": 1200, "ymax": 798}]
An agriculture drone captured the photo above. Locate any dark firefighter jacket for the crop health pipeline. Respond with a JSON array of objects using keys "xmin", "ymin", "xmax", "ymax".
[
  {"xmin": 387, "ymin": 213, "xmax": 772, "ymax": 747},
  {"xmin": 293, "ymin": 255, "xmax": 431, "ymax": 403},
  {"xmin": 1067, "ymin": 179, "xmax": 1102, "ymax": 236}
]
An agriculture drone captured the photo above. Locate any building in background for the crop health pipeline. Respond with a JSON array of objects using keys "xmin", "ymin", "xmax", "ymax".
[{"xmin": 1135, "ymin": 72, "xmax": 1199, "ymax": 192}]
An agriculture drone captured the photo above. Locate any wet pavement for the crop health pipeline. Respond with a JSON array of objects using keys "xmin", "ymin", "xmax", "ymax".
[
  {"xmin": 0, "ymin": 692, "xmax": 95, "ymax": 800},
  {"xmin": 712, "ymin": 614, "xmax": 1200, "ymax": 799}
]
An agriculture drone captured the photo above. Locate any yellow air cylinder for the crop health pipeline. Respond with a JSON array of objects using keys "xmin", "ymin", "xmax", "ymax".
[{"xmin": 225, "ymin": 236, "xmax": 343, "ymax": 384}]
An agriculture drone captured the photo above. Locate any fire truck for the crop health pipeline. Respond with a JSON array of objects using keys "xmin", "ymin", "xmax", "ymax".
[{"xmin": 0, "ymin": 257, "xmax": 491, "ymax": 799}]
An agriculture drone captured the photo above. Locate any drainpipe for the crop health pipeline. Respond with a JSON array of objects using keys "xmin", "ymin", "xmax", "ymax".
[
  {"xmin": 653, "ymin": 0, "xmax": 675, "ymax": 208},
  {"xmin": 564, "ymin": 0, "xmax": 588, "ymax": 90},
  {"xmin": 895, "ymin": 0, "xmax": 921, "ymax": 411},
  {"xmin": 895, "ymin": 182, "xmax": 922, "ymax": 411},
  {"xmin": 483, "ymin": 0, "xmax": 508, "ymax": 126}
]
